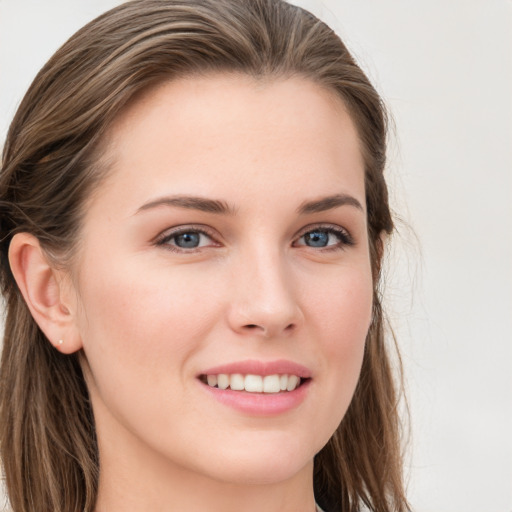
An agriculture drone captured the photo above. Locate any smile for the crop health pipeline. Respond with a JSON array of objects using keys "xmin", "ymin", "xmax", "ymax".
[
  {"xmin": 200, "ymin": 373, "xmax": 303, "ymax": 393},
  {"xmin": 198, "ymin": 360, "xmax": 312, "ymax": 414}
]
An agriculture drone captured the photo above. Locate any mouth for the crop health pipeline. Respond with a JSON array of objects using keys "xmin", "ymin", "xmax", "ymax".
[
  {"xmin": 199, "ymin": 373, "xmax": 308, "ymax": 393},
  {"xmin": 197, "ymin": 360, "xmax": 312, "ymax": 414}
]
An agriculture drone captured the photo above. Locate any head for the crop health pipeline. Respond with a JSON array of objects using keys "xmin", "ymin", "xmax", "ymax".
[{"xmin": 0, "ymin": 1, "xmax": 406, "ymax": 511}]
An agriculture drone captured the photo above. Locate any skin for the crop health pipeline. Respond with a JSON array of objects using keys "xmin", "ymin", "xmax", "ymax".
[{"xmin": 12, "ymin": 74, "xmax": 374, "ymax": 511}]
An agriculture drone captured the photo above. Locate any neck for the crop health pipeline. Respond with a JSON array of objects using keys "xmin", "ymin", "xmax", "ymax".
[
  {"xmin": 93, "ymin": 407, "xmax": 316, "ymax": 512},
  {"xmin": 95, "ymin": 455, "xmax": 316, "ymax": 512}
]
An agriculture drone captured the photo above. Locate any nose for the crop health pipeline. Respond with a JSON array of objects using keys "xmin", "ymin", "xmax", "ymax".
[{"xmin": 226, "ymin": 247, "xmax": 304, "ymax": 339}]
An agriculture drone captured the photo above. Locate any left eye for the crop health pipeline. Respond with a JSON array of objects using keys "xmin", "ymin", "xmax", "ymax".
[
  {"xmin": 158, "ymin": 229, "xmax": 214, "ymax": 250},
  {"xmin": 295, "ymin": 227, "xmax": 352, "ymax": 249}
]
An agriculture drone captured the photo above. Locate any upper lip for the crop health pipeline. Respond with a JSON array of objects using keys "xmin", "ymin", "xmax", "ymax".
[{"xmin": 199, "ymin": 359, "xmax": 312, "ymax": 378}]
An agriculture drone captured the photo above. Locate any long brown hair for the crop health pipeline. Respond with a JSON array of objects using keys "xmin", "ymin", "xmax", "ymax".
[{"xmin": 0, "ymin": 1, "xmax": 408, "ymax": 510}]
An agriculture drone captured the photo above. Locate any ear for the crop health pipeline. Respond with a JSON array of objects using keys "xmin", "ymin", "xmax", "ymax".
[{"xmin": 8, "ymin": 232, "xmax": 83, "ymax": 354}]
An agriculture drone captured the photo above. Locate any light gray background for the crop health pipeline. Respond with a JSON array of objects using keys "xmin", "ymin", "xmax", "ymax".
[{"xmin": 1, "ymin": 1, "xmax": 511, "ymax": 511}]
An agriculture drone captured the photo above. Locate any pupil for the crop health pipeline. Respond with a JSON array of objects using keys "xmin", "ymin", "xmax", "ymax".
[
  {"xmin": 306, "ymin": 231, "xmax": 328, "ymax": 247},
  {"xmin": 176, "ymin": 232, "xmax": 200, "ymax": 248}
]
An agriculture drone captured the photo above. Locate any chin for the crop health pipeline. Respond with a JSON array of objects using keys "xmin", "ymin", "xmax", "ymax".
[
  {"xmin": 210, "ymin": 456, "xmax": 313, "ymax": 487},
  {"xmin": 189, "ymin": 433, "xmax": 318, "ymax": 486}
]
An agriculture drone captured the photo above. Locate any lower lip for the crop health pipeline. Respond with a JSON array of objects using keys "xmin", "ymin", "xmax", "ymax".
[{"xmin": 200, "ymin": 380, "xmax": 311, "ymax": 416}]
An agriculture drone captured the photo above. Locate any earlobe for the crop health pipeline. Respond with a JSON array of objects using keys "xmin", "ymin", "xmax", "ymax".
[{"xmin": 8, "ymin": 233, "xmax": 83, "ymax": 354}]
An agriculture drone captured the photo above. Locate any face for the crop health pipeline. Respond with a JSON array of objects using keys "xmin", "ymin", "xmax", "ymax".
[{"xmin": 69, "ymin": 74, "xmax": 373, "ymax": 486}]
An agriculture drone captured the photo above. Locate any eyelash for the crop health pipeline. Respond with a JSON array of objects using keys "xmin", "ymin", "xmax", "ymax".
[
  {"xmin": 155, "ymin": 225, "xmax": 219, "ymax": 253},
  {"xmin": 155, "ymin": 224, "xmax": 354, "ymax": 253},
  {"xmin": 294, "ymin": 224, "xmax": 355, "ymax": 251}
]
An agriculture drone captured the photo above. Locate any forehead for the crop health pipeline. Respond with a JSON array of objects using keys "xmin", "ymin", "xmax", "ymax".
[{"xmin": 94, "ymin": 73, "xmax": 365, "ymax": 212}]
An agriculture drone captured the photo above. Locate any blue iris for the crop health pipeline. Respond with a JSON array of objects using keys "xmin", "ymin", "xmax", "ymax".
[
  {"xmin": 304, "ymin": 230, "xmax": 329, "ymax": 247},
  {"xmin": 174, "ymin": 232, "xmax": 200, "ymax": 248}
]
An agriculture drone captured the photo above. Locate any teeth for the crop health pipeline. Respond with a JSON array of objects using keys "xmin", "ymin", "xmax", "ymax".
[
  {"xmin": 217, "ymin": 374, "xmax": 229, "ymax": 390},
  {"xmin": 286, "ymin": 375, "xmax": 299, "ymax": 391},
  {"xmin": 205, "ymin": 373, "xmax": 302, "ymax": 393},
  {"xmin": 230, "ymin": 373, "xmax": 244, "ymax": 391},
  {"xmin": 244, "ymin": 374, "xmax": 264, "ymax": 392},
  {"xmin": 263, "ymin": 375, "xmax": 280, "ymax": 393}
]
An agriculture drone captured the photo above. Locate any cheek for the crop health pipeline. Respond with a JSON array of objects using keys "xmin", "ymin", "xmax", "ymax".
[
  {"xmin": 75, "ymin": 258, "xmax": 223, "ymax": 380},
  {"xmin": 307, "ymin": 266, "xmax": 373, "ymax": 419},
  {"xmin": 313, "ymin": 266, "xmax": 373, "ymax": 352},
  {"xmin": 74, "ymin": 259, "xmax": 228, "ymax": 452}
]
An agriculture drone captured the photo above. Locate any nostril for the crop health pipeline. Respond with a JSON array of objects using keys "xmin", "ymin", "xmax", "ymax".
[{"xmin": 242, "ymin": 322, "xmax": 296, "ymax": 336}]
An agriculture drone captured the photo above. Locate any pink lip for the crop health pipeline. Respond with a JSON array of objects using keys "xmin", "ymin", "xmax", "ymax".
[
  {"xmin": 198, "ymin": 359, "xmax": 312, "ymax": 416},
  {"xmin": 200, "ymin": 382, "xmax": 311, "ymax": 416},
  {"xmin": 199, "ymin": 359, "xmax": 312, "ymax": 378}
]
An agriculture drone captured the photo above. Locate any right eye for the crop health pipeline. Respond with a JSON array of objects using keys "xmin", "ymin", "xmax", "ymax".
[{"xmin": 156, "ymin": 227, "xmax": 218, "ymax": 252}]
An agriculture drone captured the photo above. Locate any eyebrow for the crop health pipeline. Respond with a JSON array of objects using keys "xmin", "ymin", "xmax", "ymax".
[
  {"xmin": 297, "ymin": 193, "xmax": 364, "ymax": 214},
  {"xmin": 136, "ymin": 193, "xmax": 363, "ymax": 216},
  {"xmin": 136, "ymin": 195, "xmax": 236, "ymax": 215}
]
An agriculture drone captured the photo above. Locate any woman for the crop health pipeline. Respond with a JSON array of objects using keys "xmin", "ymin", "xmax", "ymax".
[{"xmin": 0, "ymin": 1, "xmax": 408, "ymax": 511}]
